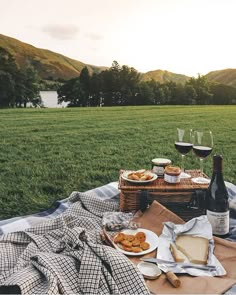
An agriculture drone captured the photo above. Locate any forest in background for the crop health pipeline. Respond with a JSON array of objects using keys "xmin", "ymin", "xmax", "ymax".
[
  {"xmin": 58, "ymin": 61, "xmax": 236, "ymax": 107},
  {"xmin": 1, "ymin": 45, "xmax": 236, "ymax": 108}
]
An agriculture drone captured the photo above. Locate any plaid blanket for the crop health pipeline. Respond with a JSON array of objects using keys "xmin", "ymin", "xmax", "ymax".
[
  {"xmin": 1, "ymin": 181, "xmax": 236, "ymax": 240},
  {"xmin": 0, "ymin": 188, "xmax": 149, "ymax": 294},
  {"xmin": 1, "ymin": 180, "xmax": 236, "ymax": 294},
  {"xmin": 0, "ymin": 182, "xmax": 120, "ymax": 235}
]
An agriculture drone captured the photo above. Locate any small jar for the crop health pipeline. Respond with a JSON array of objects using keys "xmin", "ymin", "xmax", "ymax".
[
  {"xmin": 151, "ymin": 158, "xmax": 172, "ymax": 177},
  {"xmin": 164, "ymin": 166, "xmax": 181, "ymax": 183}
]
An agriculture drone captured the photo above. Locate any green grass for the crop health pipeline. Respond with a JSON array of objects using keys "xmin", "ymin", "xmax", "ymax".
[{"xmin": 0, "ymin": 105, "xmax": 236, "ymax": 219}]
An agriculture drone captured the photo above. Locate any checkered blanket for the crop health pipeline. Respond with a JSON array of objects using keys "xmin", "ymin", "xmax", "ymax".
[
  {"xmin": 0, "ymin": 182, "xmax": 120, "ymax": 235},
  {"xmin": 1, "ymin": 181, "xmax": 236, "ymax": 294},
  {"xmin": 0, "ymin": 187, "xmax": 149, "ymax": 294}
]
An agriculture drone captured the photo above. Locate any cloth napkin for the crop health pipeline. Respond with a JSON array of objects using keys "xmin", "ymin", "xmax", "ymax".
[
  {"xmin": 102, "ymin": 211, "xmax": 134, "ymax": 231},
  {"xmin": 129, "ymin": 201, "xmax": 236, "ymax": 294}
]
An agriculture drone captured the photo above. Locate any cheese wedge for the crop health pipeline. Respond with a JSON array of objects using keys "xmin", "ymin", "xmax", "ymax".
[
  {"xmin": 174, "ymin": 235, "xmax": 209, "ymax": 265},
  {"xmin": 170, "ymin": 242, "xmax": 186, "ymax": 262}
]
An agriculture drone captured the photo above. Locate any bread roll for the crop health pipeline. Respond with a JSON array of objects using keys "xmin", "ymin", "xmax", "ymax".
[{"xmin": 175, "ymin": 235, "xmax": 209, "ymax": 265}]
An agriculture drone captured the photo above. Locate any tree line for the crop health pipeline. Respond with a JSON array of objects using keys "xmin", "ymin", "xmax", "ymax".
[
  {"xmin": 0, "ymin": 47, "xmax": 42, "ymax": 107},
  {"xmin": 58, "ymin": 61, "xmax": 236, "ymax": 107},
  {"xmin": 1, "ymin": 47, "xmax": 236, "ymax": 108}
]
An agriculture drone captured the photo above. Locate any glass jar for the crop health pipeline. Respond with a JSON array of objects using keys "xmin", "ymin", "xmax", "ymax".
[
  {"xmin": 164, "ymin": 166, "xmax": 181, "ymax": 183},
  {"xmin": 151, "ymin": 158, "xmax": 172, "ymax": 177}
]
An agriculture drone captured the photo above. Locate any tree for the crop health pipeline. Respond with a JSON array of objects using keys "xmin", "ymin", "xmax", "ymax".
[
  {"xmin": 97, "ymin": 61, "xmax": 141, "ymax": 106},
  {"xmin": 136, "ymin": 81, "xmax": 154, "ymax": 105},
  {"xmin": 99, "ymin": 69, "xmax": 117, "ymax": 106},
  {"xmin": 0, "ymin": 47, "xmax": 18, "ymax": 107},
  {"xmin": 0, "ymin": 47, "xmax": 18, "ymax": 74},
  {"xmin": 111, "ymin": 60, "xmax": 121, "ymax": 73},
  {"xmin": 210, "ymin": 83, "xmax": 236, "ymax": 105},
  {"xmin": 15, "ymin": 66, "xmax": 41, "ymax": 107},
  {"xmin": 186, "ymin": 75, "xmax": 212, "ymax": 104},
  {"xmin": 90, "ymin": 73, "xmax": 103, "ymax": 106},
  {"xmin": 79, "ymin": 67, "xmax": 90, "ymax": 106},
  {"xmin": 119, "ymin": 65, "xmax": 141, "ymax": 105},
  {"xmin": 165, "ymin": 81, "xmax": 178, "ymax": 104},
  {"xmin": 57, "ymin": 77, "xmax": 85, "ymax": 107},
  {"xmin": 184, "ymin": 84, "xmax": 197, "ymax": 104},
  {"xmin": 0, "ymin": 47, "xmax": 41, "ymax": 108},
  {"xmin": 0, "ymin": 71, "xmax": 16, "ymax": 107}
]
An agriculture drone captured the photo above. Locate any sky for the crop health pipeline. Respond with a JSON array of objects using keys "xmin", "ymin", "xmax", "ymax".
[{"xmin": 1, "ymin": 0, "xmax": 236, "ymax": 77}]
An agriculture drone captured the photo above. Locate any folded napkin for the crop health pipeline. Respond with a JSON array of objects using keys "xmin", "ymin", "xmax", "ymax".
[
  {"xmin": 129, "ymin": 201, "xmax": 236, "ymax": 294},
  {"xmin": 102, "ymin": 211, "xmax": 134, "ymax": 230}
]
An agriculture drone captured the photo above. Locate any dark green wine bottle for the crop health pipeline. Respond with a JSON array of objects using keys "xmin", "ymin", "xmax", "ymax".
[{"xmin": 206, "ymin": 155, "xmax": 229, "ymax": 238}]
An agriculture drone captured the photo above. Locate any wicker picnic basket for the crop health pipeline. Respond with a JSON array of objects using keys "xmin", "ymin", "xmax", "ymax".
[{"xmin": 119, "ymin": 170, "xmax": 209, "ymax": 221}]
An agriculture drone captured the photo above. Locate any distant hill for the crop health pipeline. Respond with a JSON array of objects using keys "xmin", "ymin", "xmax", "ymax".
[
  {"xmin": 0, "ymin": 34, "xmax": 105, "ymax": 80},
  {"xmin": 1, "ymin": 34, "xmax": 236, "ymax": 88},
  {"xmin": 141, "ymin": 69, "xmax": 190, "ymax": 84},
  {"xmin": 143, "ymin": 69, "xmax": 236, "ymax": 88},
  {"xmin": 206, "ymin": 69, "xmax": 236, "ymax": 88}
]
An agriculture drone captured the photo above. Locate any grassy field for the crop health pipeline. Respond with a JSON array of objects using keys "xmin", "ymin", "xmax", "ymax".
[{"xmin": 0, "ymin": 105, "xmax": 236, "ymax": 219}]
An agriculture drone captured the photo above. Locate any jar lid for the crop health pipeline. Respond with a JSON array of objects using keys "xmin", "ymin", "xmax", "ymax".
[
  {"xmin": 165, "ymin": 165, "xmax": 181, "ymax": 176},
  {"xmin": 152, "ymin": 158, "xmax": 171, "ymax": 165}
]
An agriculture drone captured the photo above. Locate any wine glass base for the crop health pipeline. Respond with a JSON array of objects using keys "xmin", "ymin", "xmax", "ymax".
[
  {"xmin": 191, "ymin": 177, "xmax": 210, "ymax": 184},
  {"xmin": 180, "ymin": 172, "xmax": 191, "ymax": 179}
]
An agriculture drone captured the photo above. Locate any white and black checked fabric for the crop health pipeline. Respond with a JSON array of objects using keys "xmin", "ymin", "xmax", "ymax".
[
  {"xmin": 0, "ymin": 190, "xmax": 149, "ymax": 294},
  {"xmin": 0, "ymin": 182, "xmax": 120, "ymax": 235}
]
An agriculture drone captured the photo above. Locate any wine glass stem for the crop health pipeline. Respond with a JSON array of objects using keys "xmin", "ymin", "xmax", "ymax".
[
  {"xmin": 199, "ymin": 158, "xmax": 204, "ymax": 174},
  {"xmin": 181, "ymin": 154, "xmax": 185, "ymax": 172}
]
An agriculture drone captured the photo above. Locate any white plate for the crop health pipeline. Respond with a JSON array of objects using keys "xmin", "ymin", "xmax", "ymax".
[
  {"xmin": 180, "ymin": 172, "xmax": 192, "ymax": 179},
  {"xmin": 121, "ymin": 170, "xmax": 157, "ymax": 184},
  {"xmin": 191, "ymin": 177, "xmax": 210, "ymax": 184},
  {"xmin": 113, "ymin": 228, "xmax": 159, "ymax": 256}
]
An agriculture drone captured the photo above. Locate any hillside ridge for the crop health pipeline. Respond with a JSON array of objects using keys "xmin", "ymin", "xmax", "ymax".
[
  {"xmin": 0, "ymin": 33, "xmax": 104, "ymax": 80},
  {"xmin": 1, "ymin": 34, "xmax": 236, "ymax": 87},
  {"xmin": 141, "ymin": 69, "xmax": 190, "ymax": 84},
  {"xmin": 206, "ymin": 68, "xmax": 236, "ymax": 88}
]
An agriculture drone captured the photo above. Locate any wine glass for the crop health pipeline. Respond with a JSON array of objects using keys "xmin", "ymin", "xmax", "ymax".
[
  {"xmin": 175, "ymin": 128, "xmax": 193, "ymax": 178},
  {"xmin": 192, "ymin": 130, "xmax": 213, "ymax": 184}
]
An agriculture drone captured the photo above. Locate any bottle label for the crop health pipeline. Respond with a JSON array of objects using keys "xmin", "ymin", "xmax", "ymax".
[{"xmin": 206, "ymin": 210, "xmax": 229, "ymax": 235}]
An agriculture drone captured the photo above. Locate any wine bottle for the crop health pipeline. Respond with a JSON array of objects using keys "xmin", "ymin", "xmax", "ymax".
[{"xmin": 205, "ymin": 155, "xmax": 229, "ymax": 238}]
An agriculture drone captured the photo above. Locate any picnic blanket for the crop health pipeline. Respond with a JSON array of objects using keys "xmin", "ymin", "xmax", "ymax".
[
  {"xmin": 1, "ymin": 181, "xmax": 236, "ymax": 294},
  {"xmin": 0, "ymin": 189, "xmax": 149, "ymax": 294}
]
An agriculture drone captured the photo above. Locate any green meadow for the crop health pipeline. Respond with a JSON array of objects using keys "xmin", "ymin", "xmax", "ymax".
[{"xmin": 0, "ymin": 105, "xmax": 236, "ymax": 219}]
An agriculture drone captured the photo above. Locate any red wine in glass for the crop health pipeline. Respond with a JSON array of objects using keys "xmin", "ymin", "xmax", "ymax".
[
  {"xmin": 192, "ymin": 130, "xmax": 213, "ymax": 184},
  {"xmin": 193, "ymin": 146, "xmax": 213, "ymax": 158},
  {"xmin": 175, "ymin": 129, "xmax": 193, "ymax": 178},
  {"xmin": 175, "ymin": 142, "xmax": 193, "ymax": 155}
]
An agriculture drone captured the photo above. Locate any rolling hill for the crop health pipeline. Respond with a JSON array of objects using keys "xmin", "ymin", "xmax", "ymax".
[
  {"xmin": 0, "ymin": 34, "xmax": 105, "ymax": 80},
  {"xmin": 1, "ymin": 34, "xmax": 236, "ymax": 88},
  {"xmin": 141, "ymin": 69, "xmax": 190, "ymax": 84},
  {"xmin": 0, "ymin": 34, "xmax": 192, "ymax": 84},
  {"xmin": 206, "ymin": 69, "xmax": 236, "ymax": 88}
]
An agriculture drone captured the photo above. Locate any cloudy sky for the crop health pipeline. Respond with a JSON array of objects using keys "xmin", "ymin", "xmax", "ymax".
[{"xmin": 1, "ymin": 0, "xmax": 236, "ymax": 76}]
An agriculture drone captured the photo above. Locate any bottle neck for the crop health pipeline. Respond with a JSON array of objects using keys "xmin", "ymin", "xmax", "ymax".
[{"xmin": 213, "ymin": 155, "xmax": 223, "ymax": 174}]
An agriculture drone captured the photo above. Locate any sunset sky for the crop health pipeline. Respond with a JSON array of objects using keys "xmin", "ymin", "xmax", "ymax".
[{"xmin": 1, "ymin": 0, "xmax": 236, "ymax": 76}]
